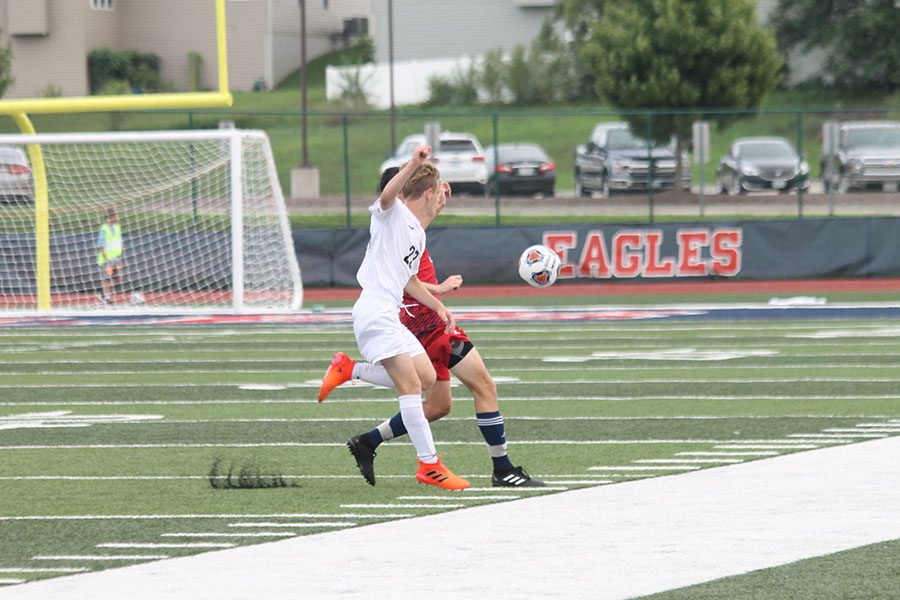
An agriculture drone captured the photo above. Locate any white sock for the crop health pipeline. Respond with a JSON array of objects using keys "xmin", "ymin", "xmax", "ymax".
[
  {"xmin": 376, "ymin": 419, "xmax": 395, "ymax": 442},
  {"xmin": 352, "ymin": 362, "xmax": 395, "ymax": 388},
  {"xmin": 398, "ymin": 394, "xmax": 437, "ymax": 463}
]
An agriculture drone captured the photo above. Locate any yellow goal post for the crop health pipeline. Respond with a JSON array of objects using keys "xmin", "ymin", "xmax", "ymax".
[{"xmin": 0, "ymin": 0, "xmax": 233, "ymax": 310}]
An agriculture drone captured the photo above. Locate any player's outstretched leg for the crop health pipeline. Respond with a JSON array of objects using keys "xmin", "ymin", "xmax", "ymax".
[
  {"xmin": 346, "ymin": 435, "xmax": 377, "ymax": 486},
  {"xmin": 492, "ymin": 465, "xmax": 545, "ymax": 487},
  {"xmin": 415, "ymin": 455, "xmax": 470, "ymax": 491},
  {"xmin": 318, "ymin": 352, "xmax": 356, "ymax": 402},
  {"xmin": 346, "ymin": 414, "xmax": 407, "ymax": 486}
]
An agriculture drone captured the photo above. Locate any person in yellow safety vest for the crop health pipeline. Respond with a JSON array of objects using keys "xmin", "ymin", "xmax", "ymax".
[{"xmin": 97, "ymin": 207, "xmax": 123, "ymax": 305}]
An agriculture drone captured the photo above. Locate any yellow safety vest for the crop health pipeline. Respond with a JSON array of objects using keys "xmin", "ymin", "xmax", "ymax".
[{"xmin": 98, "ymin": 223, "xmax": 123, "ymax": 265}]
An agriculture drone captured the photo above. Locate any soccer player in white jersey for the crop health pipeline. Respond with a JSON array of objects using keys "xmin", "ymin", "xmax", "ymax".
[
  {"xmin": 322, "ymin": 144, "xmax": 469, "ymax": 491},
  {"xmin": 321, "ymin": 168, "xmax": 545, "ymax": 489}
]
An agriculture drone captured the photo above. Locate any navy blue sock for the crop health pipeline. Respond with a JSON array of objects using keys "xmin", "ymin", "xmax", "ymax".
[{"xmin": 477, "ymin": 411, "xmax": 513, "ymax": 472}]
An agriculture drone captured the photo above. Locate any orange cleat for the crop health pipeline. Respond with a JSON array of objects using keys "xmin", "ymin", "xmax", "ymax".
[
  {"xmin": 318, "ymin": 352, "xmax": 356, "ymax": 402},
  {"xmin": 415, "ymin": 455, "xmax": 470, "ymax": 491}
]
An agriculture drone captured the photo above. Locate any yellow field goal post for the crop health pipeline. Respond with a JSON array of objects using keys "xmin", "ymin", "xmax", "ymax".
[{"xmin": 0, "ymin": 0, "xmax": 299, "ymax": 313}]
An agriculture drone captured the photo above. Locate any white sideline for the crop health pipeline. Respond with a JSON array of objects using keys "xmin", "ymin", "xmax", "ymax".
[{"xmin": 2, "ymin": 436, "xmax": 900, "ymax": 600}]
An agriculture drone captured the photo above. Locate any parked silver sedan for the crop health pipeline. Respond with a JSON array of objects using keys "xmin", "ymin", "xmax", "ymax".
[{"xmin": 0, "ymin": 146, "xmax": 34, "ymax": 204}]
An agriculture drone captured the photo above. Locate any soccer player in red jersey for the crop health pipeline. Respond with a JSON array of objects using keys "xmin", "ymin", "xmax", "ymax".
[{"xmin": 319, "ymin": 167, "xmax": 544, "ymax": 488}]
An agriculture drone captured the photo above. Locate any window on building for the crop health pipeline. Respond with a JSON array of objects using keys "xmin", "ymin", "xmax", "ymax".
[{"xmin": 91, "ymin": 0, "xmax": 113, "ymax": 10}]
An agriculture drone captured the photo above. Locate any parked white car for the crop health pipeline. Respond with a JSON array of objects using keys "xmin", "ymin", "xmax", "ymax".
[
  {"xmin": 0, "ymin": 146, "xmax": 34, "ymax": 204},
  {"xmin": 379, "ymin": 132, "xmax": 489, "ymax": 194}
]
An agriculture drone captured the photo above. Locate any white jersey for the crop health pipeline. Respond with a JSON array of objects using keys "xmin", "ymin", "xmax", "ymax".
[{"xmin": 356, "ymin": 197, "xmax": 425, "ymax": 305}]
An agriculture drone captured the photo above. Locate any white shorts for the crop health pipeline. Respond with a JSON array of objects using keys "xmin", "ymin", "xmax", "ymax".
[{"xmin": 352, "ymin": 293, "xmax": 425, "ymax": 365}]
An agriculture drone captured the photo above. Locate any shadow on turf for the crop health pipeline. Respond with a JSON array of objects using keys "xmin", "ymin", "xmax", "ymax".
[{"xmin": 208, "ymin": 457, "xmax": 300, "ymax": 489}]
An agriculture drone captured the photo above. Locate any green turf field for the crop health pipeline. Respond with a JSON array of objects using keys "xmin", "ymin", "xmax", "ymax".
[{"xmin": 0, "ymin": 313, "xmax": 899, "ymax": 596}]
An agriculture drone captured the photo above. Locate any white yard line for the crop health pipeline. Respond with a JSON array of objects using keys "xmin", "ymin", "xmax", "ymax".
[
  {"xmin": 1, "ymin": 436, "xmax": 897, "ymax": 599},
  {"xmin": 227, "ymin": 522, "xmax": 355, "ymax": 529},
  {"xmin": 676, "ymin": 451, "xmax": 779, "ymax": 456},
  {"xmin": 0, "ymin": 569, "xmax": 87, "ymax": 574},
  {"xmin": 587, "ymin": 465, "xmax": 700, "ymax": 471},
  {"xmin": 714, "ymin": 444, "xmax": 820, "ymax": 449},
  {"xmin": 0, "ymin": 513, "xmax": 413, "ymax": 521},
  {"xmin": 634, "ymin": 458, "xmax": 743, "ymax": 464},
  {"xmin": 0, "ymin": 439, "xmax": 839, "ymax": 451},
  {"xmin": 4, "ymin": 395, "xmax": 899, "ymax": 408},
  {"xmin": 4, "ymin": 377, "xmax": 900, "ymax": 388},
  {"xmin": 160, "ymin": 533, "xmax": 295, "ymax": 538},
  {"xmin": 339, "ymin": 503, "xmax": 465, "ymax": 509},
  {"xmin": 0, "ymin": 396, "xmax": 888, "ymax": 409},
  {"xmin": 543, "ymin": 480, "xmax": 612, "ymax": 485},
  {"xmin": 397, "ymin": 495, "xmax": 520, "ymax": 501},
  {"xmin": 30, "ymin": 555, "xmax": 168, "ymax": 562},
  {"xmin": 97, "ymin": 543, "xmax": 234, "ymax": 550}
]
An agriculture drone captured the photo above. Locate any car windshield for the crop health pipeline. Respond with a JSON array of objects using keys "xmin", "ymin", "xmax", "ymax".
[
  {"xmin": 439, "ymin": 139, "xmax": 478, "ymax": 154},
  {"xmin": 739, "ymin": 142, "xmax": 795, "ymax": 160},
  {"xmin": 495, "ymin": 147, "xmax": 546, "ymax": 162},
  {"xmin": 0, "ymin": 148, "xmax": 24, "ymax": 163},
  {"xmin": 606, "ymin": 128, "xmax": 670, "ymax": 152},
  {"xmin": 844, "ymin": 127, "xmax": 900, "ymax": 149}
]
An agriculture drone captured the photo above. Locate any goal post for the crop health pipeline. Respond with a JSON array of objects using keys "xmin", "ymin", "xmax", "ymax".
[
  {"xmin": 0, "ymin": 129, "xmax": 303, "ymax": 314},
  {"xmin": 0, "ymin": 0, "xmax": 233, "ymax": 310}
]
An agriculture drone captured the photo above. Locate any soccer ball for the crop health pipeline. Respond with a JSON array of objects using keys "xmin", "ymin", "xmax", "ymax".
[
  {"xmin": 130, "ymin": 291, "xmax": 145, "ymax": 305},
  {"xmin": 518, "ymin": 244, "xmax": 560, "ymax": 288}
]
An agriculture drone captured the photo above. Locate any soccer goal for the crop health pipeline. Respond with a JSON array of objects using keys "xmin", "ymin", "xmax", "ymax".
[{"xmin": 0, "ymin": 129, "xmax": 303, "ymax": 313}]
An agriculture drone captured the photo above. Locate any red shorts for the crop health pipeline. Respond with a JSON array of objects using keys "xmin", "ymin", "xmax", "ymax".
[{"xmin": 415, "ymin": 326, "xmax": 472, "ymax": 382}]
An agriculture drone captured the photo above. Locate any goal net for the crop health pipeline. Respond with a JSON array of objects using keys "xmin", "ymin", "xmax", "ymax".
[{"xmin": 0, "ymin": 129, "xmax": 302, "ymax": 313}]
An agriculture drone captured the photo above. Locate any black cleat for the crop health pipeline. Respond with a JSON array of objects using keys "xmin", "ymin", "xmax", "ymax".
[
  {"xmin": 491, "ymin": 466, "xmax": 546, "ymax": 487},
  {"xmin": 347, "ymin": 435, "xmax": 377, "ymax": 486}
]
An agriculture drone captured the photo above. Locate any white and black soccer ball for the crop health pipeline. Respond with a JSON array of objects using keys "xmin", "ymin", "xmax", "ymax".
[
  {"xmin": 130, "ymin": 291, "xmax": 145, "ymax": 305},
  {"xmin": 518, "ymin": 244, "xmax": 561, "ymax": 288}
]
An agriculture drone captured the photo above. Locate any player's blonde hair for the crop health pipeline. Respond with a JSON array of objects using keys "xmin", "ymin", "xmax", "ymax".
[{"xmin": 402, "ymin": 163, "xmax": 440, "ymax": 200}]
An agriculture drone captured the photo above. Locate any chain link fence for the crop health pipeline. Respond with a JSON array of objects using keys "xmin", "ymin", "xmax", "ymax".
[{"xmin": 5, "ymin": 106, "xmax": 898, "ymax": 225}]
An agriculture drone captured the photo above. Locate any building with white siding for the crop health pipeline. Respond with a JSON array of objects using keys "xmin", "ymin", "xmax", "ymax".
[
  {"xmin": 368, "ymin": 0, "xmax": 554, "ymax": 64},
  {"xmin": 0, "ymin": 0, "xmax": 369, "ymax": 98},
  {"xmin": 331, "ymin": 0, "xmax": 822, "ymax": 108},
  {"xmin": 328, "ymin": 0, "xmax": 556, "ymax": 108}
]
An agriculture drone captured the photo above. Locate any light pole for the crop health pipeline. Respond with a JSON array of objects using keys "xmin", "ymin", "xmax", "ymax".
[
  {"xmin": 290, "ymin": 0, "xmax": 319, "ymax": 198},
  {"xmin": 388, "ymin": 0, "xmax": 396, "ymax": 151},
  {"xmin": 299, "ymin": 0, "xmax": 309, "ymax": 167}
]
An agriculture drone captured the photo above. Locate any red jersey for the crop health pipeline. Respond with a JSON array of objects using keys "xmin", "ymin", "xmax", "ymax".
[{"xmin": 400, "ymin": 247, "xmax": 445, "ymax": 336}]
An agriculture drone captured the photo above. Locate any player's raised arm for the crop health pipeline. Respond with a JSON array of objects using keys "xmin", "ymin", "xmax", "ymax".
[{"xmin": 380, "ymin": 144, "xmax": 431, "ymax": 210}]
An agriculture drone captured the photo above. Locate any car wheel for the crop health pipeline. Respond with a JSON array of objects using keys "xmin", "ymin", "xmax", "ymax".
[
  {"xmin": 546, "ymin": 186, "xmax": 555, "ymax": 197},
  {"xmin": 729, "ymin": 175, "xmax": 743, "ymax": 195},
  {"xmin": 838, "ymin": 175, "xmax": 851, "ymax": 194},
  {"xmin": 716, "ymin": 175, "xmax": 727, "ymax": 195},
  {"xmin": 600, "ymin": 174, "xmax": 611, "ymax": 199},
  {"xmin": 574, "ymin": 175, "xmax": 589, "ymax": 198}
]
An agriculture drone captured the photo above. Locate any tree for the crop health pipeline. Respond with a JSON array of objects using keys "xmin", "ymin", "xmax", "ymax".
[
  {"xmin": 555, "ymin": 0, "xmax": 607, "ymax": 101},
  {"xmin": 772, "ymin": 0, "xmax": 900, "ymax": 92},
  {"xmin": 576, "ymin": 0, "xmax": 782, "ymax": 170},
  {"xmin": 0, "ymin": 30, "xmax": 14, "ymax": 99}
]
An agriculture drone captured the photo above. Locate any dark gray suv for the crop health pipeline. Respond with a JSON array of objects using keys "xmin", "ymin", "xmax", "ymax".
[{"xmin": 822, "ymin": 121, "xmax": 900, "ymax": 192}]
